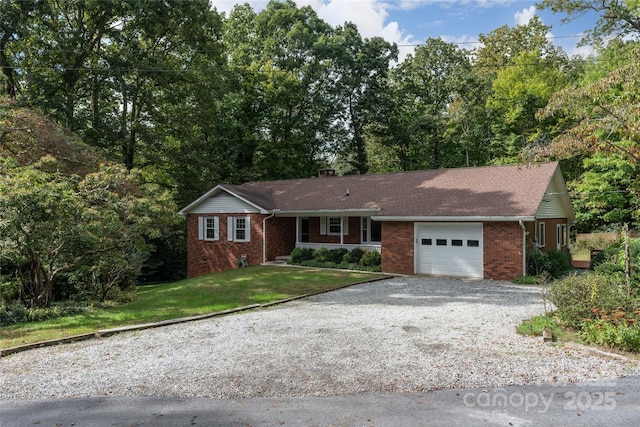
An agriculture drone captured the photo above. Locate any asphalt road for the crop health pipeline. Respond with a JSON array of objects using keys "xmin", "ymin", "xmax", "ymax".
[{"xmin": 1, "ymin": 376, "xmax": 639, "ymax": 426}]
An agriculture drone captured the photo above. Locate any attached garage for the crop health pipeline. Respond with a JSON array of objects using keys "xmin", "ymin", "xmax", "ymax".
[{"xmin": 415, "ymin": 223, "xmax": 483, "ymax": 278}]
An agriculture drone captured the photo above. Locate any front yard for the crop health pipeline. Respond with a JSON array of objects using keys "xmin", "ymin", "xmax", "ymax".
[{"xmin": 1, "ymin": 266, "xmax": 387, "ymax": 349}]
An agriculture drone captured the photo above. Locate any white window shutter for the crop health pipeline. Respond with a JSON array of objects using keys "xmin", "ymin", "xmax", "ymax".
[
  {"xmin": 198, "ymin": 216, "xmax": 204, "ymax": 240},
  {"xmin": 214, "ymin": 217, "xmax": 219, "ymax": 240},
  {"xmin": 320, "ymin": 217, "xmax": 327, "ymax": 235},
  {"xmin": 245, "ymin": 216, "xmax": 251, "ymax": 242},
  {"xmin": 342, "ymin": 217, "xmax": 349, "ymax": 235},
  {"xmin": 228, "ymin": 217, "xmax": 234, "ymax": 241}
]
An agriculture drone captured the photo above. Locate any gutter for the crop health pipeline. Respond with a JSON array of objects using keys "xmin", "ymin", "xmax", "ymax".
[
  {"xmin": 519, "ymin": 220, "xmax": 527, "ymax": 277},
  {"xmin": 262, "ymin": 210, "xmax": 279, "ymax": 263},
  {"xmin": 372, "ymin": 215, "xmax": 536, "ymax": 222}
]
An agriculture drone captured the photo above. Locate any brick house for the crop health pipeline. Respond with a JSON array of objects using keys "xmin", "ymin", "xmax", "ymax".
[{"xmin": 179, "ymin": 162, "xmax": 575, "ymax": 280}]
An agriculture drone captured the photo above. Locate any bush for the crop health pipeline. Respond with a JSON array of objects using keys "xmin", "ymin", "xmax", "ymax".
[
  {"xmin": 313, "ymin": 248, "xmax": 330, "ymax": 263},
  {"xmin": 361, "ymin": 250, "xmax": 381, "ymax": 267},
  {"xmin": 582, "ymin": 318, "xmax": 640, "ymax": 352},
  {"xmin": 343, "ymin": 248, "xmax": 364, "ymax": 264},
  {"xmin": 0, "ymin": 301, "xmax": 87, "ymax": 327},
  {"xmin": 546, "ymin": 272, "xmax": 634, "ymax": 329},
  {"xmin": 290, "ymin": 247, "xmax": 314, "ymax": 264},
  {"xmin": 327, "ymin": 248, "xmax": 348, "ymax": 263},
  {"xmin": 517, "ymin": 314, "xmax": 561, "ymax": 338},
  {"xmin": 531, "ymin": 250, "xmax": 572, "ymax": 278}
]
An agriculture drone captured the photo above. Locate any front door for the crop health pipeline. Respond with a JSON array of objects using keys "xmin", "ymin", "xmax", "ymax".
[{"xmin": 300, "ymin": 218, "xmax": 309, "ymax": 242}]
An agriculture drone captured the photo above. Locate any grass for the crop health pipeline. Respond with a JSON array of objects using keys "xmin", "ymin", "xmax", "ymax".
[{"xmin": 1, "ymin": 266, "xmax": 387, "ymax": 349}]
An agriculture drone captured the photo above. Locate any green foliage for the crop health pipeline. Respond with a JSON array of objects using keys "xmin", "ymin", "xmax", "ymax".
[
  {"xmin": 581, "ymin": 307, "xmax": 640, "ymax": 352},
  {"xmin": 546, "ymin": 273, "xmax": 634, "ymax": 329},
  {"xmin": 531, "ymin": 250, "xmax": 572, "ymax": 278},
  {"xmin": 0, "ymin": 301, "xmax": 87, "ymax": 327},
  {"xmin": 511, "ymin": 276, "xmax": 542, "ymax": 285},
  {"xmin": 312, "ymin": 248, "xmax": 330, "ymax": 263},
  {"xmin": 361, "ymin": 250, "xmax": 382, "ymax": 267},
  {"xmin": 343, "ymin": 248, "xmax": 364, "ymax": 264},
  {"xmin": 327, "ymin": 248, "xmax": 349, "ymax": 264},
  {"xmin": 517, "ymin": 314, "xmax": 561, "ymax": 338},
  {"xmin": 290, "ymin": 247, "xmax": 314, "ymax": 264}
]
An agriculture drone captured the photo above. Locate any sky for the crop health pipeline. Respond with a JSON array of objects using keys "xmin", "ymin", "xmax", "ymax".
[{"xmin": 210, "ymin": 0, "xmax": 600, "ymax": 61}]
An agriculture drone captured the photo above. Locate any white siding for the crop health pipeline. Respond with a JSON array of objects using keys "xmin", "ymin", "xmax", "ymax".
[
  {"xmin": 536, "ymin": 180, "xmax": 566, "ymax": 219},
  {"xmin": 189, "ymin": 192, "xmax": 260, "ymax": 214}
]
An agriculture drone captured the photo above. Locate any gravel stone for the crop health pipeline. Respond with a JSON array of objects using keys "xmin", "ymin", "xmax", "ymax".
[{"xmin": 1, "ymin": 276, "xmax": 638, "ymax": 399}]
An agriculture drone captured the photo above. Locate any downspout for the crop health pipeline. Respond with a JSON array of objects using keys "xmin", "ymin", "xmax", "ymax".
[
  {"xmin": 518, "ymin": 220, "xmax": 527, "ymax": 277},
  {"xmin": 262, "ymin": 211, "xmax": 277, "ymax": 264}
]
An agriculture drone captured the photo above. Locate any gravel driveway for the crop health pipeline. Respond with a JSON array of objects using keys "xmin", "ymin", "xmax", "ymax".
[{"xmin": 1, "ymin": 276, "xmax": 638, "ymax": 399}]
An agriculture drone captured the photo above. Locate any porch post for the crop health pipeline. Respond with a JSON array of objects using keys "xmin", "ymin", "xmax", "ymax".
[
  {"xmin": 295, "ymin": 216, "xmax": 299, "ymax": 245},
  {"xmin": 340, "ymin": 216, "xmax": 344, "ymax": 245}
]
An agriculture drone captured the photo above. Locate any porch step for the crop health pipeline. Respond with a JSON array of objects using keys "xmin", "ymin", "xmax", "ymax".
[{"xmin": 275, "ymin": 256, "xmax": 292, "ymax": 262}]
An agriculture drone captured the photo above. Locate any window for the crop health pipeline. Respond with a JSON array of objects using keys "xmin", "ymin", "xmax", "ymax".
[
  {"xmin": 557, "ymin": 224, "xmax": 567, "ymax": 247},
  {"xmin": 329, "ymin": 217, "xmax": 342, "ymax": 235},
  {"xmin": 322, "ymin": 217, "xmax": 348, "ymax": 236},
  {"xmin": 361, "ymin": 218, "xmax": 381, "ymax": 243},
  {"xmin": 436, "ymin": 239, "xmax": 447, "ymax": 246},
  {"xmin": 422, "ymin": 238, "xmax": 432, "ymax": 245},
  {"xmin": 198, "ymin": 216, "xmax": 219, "ymax": 241},
  {"xmin": 467, "ymin": 240, "xmax": 479, "ymax": 247},
  {"xmin": 370, "ymin": 220, "xmax": 381, "ymax": 242},
  {"xmin": 538, "ymin": 222, "xmax": 546, "ymax": 247},
  {"xmin": 227, "ymin": 216, "xmax": 250, "ymax": 242},
  {"xmin": 362, "ymin": 217, "xmax": 368, "ymax": 242}
]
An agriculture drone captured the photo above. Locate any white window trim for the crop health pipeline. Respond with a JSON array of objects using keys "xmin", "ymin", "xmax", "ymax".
[
  {"xmin": 321, "ymin": 216, "xmax": 349, "ymax": 236},
  {"xmin": 361, "ymin": 217, "xmax": 381, "ymax": 243},
  {"xmin": 198, "ymin": 216, "xmax": 219, "ymax": 241},
  {"xmin": 557, "ymin": 224, "xmax": 567, "ymax": 248},
  {"xmin": 538, "ymin": 221, "xmax": 546, "ymax": 248},
  {"xmin": 227, "ymin": 216, "xmax": 251, "ymax": 242}
]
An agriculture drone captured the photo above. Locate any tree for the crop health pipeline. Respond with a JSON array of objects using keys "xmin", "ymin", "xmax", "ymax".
[
  {"xmin": 367, "ymin": 38, "xmax": 472, "ymax": 170},
  {"xmin": 537, "ymin": 45, "xmax": 640, "ymax": 164},
  {"xmin": 487, "ymin": 51, "xmax": 567, "ymax": 161},
  {"xmin": 569, "ymin": 153, "xmax": 639, "ymax": 231},
  {"xmin": 0, "ymin": 158, "xmax": 177, "ymax": 308},
  {"xmin": 538, "ymin": 0, "xmax": 640, "ymax": 46},
  {"xmin": 325, "ymin": 23, "xmax": 397, "ymax": 174}
]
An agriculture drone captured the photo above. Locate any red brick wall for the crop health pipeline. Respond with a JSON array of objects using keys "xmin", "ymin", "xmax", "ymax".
[
  {"xmin": 265, "ymin": 217, "xmax": 296, "ymax": 260},
  {"xmin": 186, "ymin": 213, "xmax": 266, "ymax": 278},
  {"xmin": 483, "ymin": 222, "xmax": 524, "ymax": 281},
  {"xmin": 381, "ymin": 222, "xmax": 414, "ymax": 275}
]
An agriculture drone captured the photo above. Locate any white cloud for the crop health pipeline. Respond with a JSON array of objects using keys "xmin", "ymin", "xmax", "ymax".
[{"xmin": 514, "ymin": 5, "xmax": 536, "ymax": 26}]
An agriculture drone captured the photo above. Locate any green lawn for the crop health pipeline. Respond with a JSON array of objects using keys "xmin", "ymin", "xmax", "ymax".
[{"xmin": 1, "ymin": 266, "xmax": 387, "ymax": 349}]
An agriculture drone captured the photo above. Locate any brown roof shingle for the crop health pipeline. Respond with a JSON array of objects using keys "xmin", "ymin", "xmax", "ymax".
[{"xmin": 219, "ymin": 162, "xmax": 562, "ymax": 218}]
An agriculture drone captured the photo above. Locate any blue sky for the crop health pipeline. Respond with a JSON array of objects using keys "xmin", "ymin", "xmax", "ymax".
[{"xmin": 211, "ymin": 0, "xmax": 599, "ymax": 61}]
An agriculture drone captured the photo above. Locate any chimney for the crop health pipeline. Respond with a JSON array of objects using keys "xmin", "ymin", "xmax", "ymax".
[{"xmin": 318, "ymin": 168, "xmax": 336, "ymax": 178}]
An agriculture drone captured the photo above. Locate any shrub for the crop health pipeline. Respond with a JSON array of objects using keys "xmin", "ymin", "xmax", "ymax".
[
  {"xmin": 532, "ymin": 250, "xmax": 572, "ymax": 278},
  {"xmin": 582, "ymin": 318, "xmax": 640, "ymax": 352},
  {"xmin": 291, "ymin": 247, "xmax": 314, "ymax": 264},
  {"xmin": 546, "ymin": 272, "xmax": 634, "ymax": 329},
  {"xmin": 327, "ymin": 248, "xmax": 348, "ymax": 264},
  {"xmin": 312, "ymin": 248, "xmax": 330, "ymax": 263},
  {"xmin": 343, "ymin": 248, "xmax": 364, "ymax": 264},
  {"xmin": 0, "ymin": 301, "xmax": 87, "ymax": 327},
  {"xmin": 361, "ymin": 250, "xmax": 381, "ymax": 267}
]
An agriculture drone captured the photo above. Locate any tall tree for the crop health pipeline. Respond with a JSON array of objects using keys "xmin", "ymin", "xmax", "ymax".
[
  {"xmin": 368, "ymin": 38, "xmax": 471, "ymax": 170},
  {"xmin": 538, "ymin": 0, "xmax": 640, "ymax": 45}
]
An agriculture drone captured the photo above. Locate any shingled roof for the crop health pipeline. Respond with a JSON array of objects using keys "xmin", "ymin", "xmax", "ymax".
[{"xmin": 181, "ymin": 162, "xmax": 573, "ymax": 220}]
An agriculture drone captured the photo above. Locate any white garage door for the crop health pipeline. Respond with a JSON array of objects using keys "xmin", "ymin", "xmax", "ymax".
[{"xmin": 416, "ymin": 223, "xmax": 483, "ymax": 278}]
